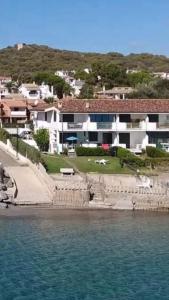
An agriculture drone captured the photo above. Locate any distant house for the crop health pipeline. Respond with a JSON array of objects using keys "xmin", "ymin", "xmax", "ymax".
[
  {"xmin": 0, "ymin": 86, "xmax": 9, "ymax": 99},
  {"xmin": 0, "ymin": 76, "xmax": 12, "ymax": 85},
  {"xmin": 55, "ymin": 70, "xmax": 84, "ymax": 97},
  {"xmin": 70, "ymin": 79, "xmax": 85, "ymax": 96},
  {"xmin": 0, "ymin": 99, "xmax": 29, "ymax": 124},
  {"xmin": 97, "ymin": 87, "xmax": 134, "ymax": 100},
  {"xmin": 19, "ymin": 83, "xmax": 40, "ymax": 100},
  {"xmin": 153, "ymin": 72, "xmax": 169, "ymax": 80}
]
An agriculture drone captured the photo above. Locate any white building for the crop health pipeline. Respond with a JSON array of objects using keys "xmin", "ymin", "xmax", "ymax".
[
  {"xmin": 39, "ymin": 83, "xmax": 54, "ymax": 99},
  {"xmin": 31, "ymin": 99, "xmax": 169, "ymax": 154},
  {"xmin": 153, "ymin": 72, "xmax": 169, "ymax": 80},
  {"xmin": 19, "ymin": 83, "xmax": 41, "ymax": 100},
  {"xmin": 0, "ymin": 86, "xmax": 9, "ymax": 99},
  {"xmin": 0, "ymin": 76, "xmax": 12, "ymax": 85},
  {"xmin": 55, "ymin": 70, "xmax": 84, "ymax": 96}
]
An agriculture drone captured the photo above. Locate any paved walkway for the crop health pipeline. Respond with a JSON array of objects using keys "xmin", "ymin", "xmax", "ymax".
[{"xmin": 0, "ymin": 149, "xmax": 51, "ymax": 205}]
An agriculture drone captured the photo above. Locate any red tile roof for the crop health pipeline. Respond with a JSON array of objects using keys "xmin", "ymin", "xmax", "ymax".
[{"xmin": 32, "ymin": 99, "xmax": 169, "ymax": 114}]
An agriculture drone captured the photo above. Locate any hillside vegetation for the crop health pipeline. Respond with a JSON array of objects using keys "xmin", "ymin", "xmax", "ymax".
[{"xmin": 1, "ymin": 44, "xmax": 169, "ymax": 81}]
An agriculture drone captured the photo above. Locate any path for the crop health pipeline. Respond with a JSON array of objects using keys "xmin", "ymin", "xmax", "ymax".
[{"xmin": 0, "ymin": 148, "xmax": 51, "ymax": 205}]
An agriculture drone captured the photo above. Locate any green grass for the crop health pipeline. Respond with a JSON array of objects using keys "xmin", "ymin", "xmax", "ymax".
[
  {"xmin": 43, "ymin": 154, "xmax": 133, "ymax": 174},
  {"xmin": 42, "ymin": 154, "xmax": 70, "ymax": 173},
  {"xmin": 70, "ymin": 156, "xmax": 132, "ymax": 174}
]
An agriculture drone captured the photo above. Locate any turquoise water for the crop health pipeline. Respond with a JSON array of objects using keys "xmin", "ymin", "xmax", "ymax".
[{"xmin": 0, "ymin": 209, "xmax": 169, "ymax": 300}]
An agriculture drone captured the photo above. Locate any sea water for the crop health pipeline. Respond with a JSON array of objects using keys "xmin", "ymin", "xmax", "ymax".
[{"xmin": 0, "ymin": 209, "xmax": 169, "ymax": 300}]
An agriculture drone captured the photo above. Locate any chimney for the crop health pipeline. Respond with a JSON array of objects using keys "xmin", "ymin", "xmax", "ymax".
[
  {"xmin": 86, "ymin": 102, "xmax": 90, "ymax": 109},
  {"xmin": 58, "ymin": 101, "xmax": 62, "ymax": 109}
]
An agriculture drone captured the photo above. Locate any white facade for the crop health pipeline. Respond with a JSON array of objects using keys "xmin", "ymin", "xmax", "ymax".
[
  {"xmin": 19, "ymin": 84, "xmax": 41, "ymax": 100},
  {"xmin": 39, "ymin": 83, "xmax": 54, "ymax": 99},
  {"xmin": 32, "ymin": 107, "xmax": 169, "ymax": 154},
  {"xmin": 0, "ymin": 86, "xmax": 9, "ymax": 98}
]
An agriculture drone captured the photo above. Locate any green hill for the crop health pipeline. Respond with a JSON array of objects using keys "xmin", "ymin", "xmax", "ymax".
[{"xmin": 1, "ymin": 44, "xmax": 169, "ymax": 81}]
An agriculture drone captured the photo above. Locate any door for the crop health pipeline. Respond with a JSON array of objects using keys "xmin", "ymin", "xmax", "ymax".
[
  {"xmin": 103, "ymin": 133, "xmax": 112, "ymax": 144},
  {"xmin": 119, "ymin": 133, "xmax": 130, "ymax": 148}
]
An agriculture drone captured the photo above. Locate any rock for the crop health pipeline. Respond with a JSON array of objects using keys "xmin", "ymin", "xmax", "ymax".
[
  {"xmin": 0, "ymin": 203, "xmax": 8, "ymax": 209},
  {"xmin": 0, "ymin": 192, "xmax": 8, "ymax": 202},
  {"xmin": 0, "ymin": 184, "xmax": 7, "ymax": 191},
  {"xmin": 6, "ymin": 179, "xmax": 13, "ymax": 188}
]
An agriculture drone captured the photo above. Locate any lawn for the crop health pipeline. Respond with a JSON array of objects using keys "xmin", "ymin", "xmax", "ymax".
[
  {"xmin": 43, "ymin": 154, "xmax": 133, "ymax": 174},
  {"xmin": 70, "ymin": 156, "xmax": 132, "ymax": 174},
  {"xmin": 42, "ymin": 154, "xmax": 70, "ymax": 173}
]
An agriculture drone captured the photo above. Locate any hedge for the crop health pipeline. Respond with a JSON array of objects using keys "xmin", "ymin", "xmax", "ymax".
[
  {"xmin": 117, "ymin": 147, "xmax": 145, "ymax": 168},
  {"xmin": 145, "ymin": 157, "xmax": 169, "ymax": 168},
  {"xmin": 10, "ymin": 137, "xmax": 43, "ymax": 164},
  {"xmin": 75, "ymin": 146, "xmax": 109, "ymax": 156},
  {"xmin": 146, "ymin": 146, "xmax": 169, "ymax": 158},
  {"xmin": 0, "ymin": 128, "xmax": 10, "ymax": 144}
]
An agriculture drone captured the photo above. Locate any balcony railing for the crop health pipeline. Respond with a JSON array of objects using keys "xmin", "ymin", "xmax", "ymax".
[
  {"xmin": 126, "ymin": 122, "xmax": 141, "ymax": 129},
  {"xmin": 97, "ymin": 122, "xmax": 112, "ymax": 129},
  {"xmin": 67, "ymin": 123, "xmax": 83, "ymax": 129},
  {"xmin": 157, "ymin": 122, "xmax": 169, "ymax": 129}
]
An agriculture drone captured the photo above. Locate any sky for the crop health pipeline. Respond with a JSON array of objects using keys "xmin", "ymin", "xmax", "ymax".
[{"xmin": 1, "ymin": 0, "xmax": 169, "ymax": 55}]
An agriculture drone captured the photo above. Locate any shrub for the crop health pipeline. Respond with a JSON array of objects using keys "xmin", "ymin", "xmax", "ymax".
[
  {"xmin": 145, "ymin": 157, "xmax": 169, "ymax": 168},
  {"xmin": 10, "ymin": 137, "xmax": 42, "ymax": 164},
  {"xmin": 0, "ymin": 128, "xmax": 10, "ymax": 144},
  {"xmin": 117, "ymin": 147, "xmax": 145, "ymax": 168},
  {"xmin": 75, "ymin": 146, "xmax": 109, "ymax": 156},
  {"xmin": 109, "ymin": 146, "xmax": 118, "ymax": 157},
  {"xmin": 146, "ymin": 146, "xmax": 168, "ymax": 158},
  {"xmin": 34, "ymin": 129, "xmax": 49, "ymax": 152}
]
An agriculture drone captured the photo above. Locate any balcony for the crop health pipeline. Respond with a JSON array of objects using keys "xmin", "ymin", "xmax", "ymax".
[
  {"xmin": 126, "ymin": 122, "xmax": 141, "ymax": 129},
  {"xmin": 157, "ymin": 122, "xmax": 169, "ymax": 129},
  {"xmin": 97, "ymin": 122, "xmax": 112, "ymax": 130},
  {"xmin": 67, "ymin": 123, "xmax": 83, "ymax": 129},
  {"xmin": 11, "ymin": 111, "xmax": 27, "ymax": 117}
]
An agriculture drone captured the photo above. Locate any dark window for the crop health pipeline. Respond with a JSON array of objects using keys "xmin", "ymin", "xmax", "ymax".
[
  {"xmin": 54, "ymin": 111, "xmax": 56, "ymax": 122},
  {"xmin": 62, "ymin": 114, "xmax": 74, "ymax": 122},
  {"xmin": 45, "ymin": 112, "xmax": 47, "ymax": 121},
  {"xmin": 148, "ymin": 132, "xmax": 169, "ymax": 144},
  {"xmin": 148, "ymin": 114, "xmax": 159, "ymax": 122},
  {"xmin": 13, "ymin": 107, "xmax": 19, "ymax": 111},
  {"xmin": 88, "ymin": 132, "xmax": 98, "ymax": 142},
  {"xmin": 90, "ymin": 114, "xmax": 115, "ymax": 122},
  {"xmin": 119, "ymin": 114, "xmax": 131, "ymax": 122}
]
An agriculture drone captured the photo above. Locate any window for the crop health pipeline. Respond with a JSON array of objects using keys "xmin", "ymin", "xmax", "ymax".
[
  {"xmin": 119, "ymin": 114, "xmax": 131, "ymax": 122},
  {"xmin": 45, "ymin": 112, "xmax": 47, "ymax": 121},
  {"xmin": 88, "ymin": 132, "xmax": 98, "ymax": 142},
  {"xmin": 148, "ymin": 115, "xmax": 159, "ymax": 122},
  {"xmin": 90, "ymin": 114, "xmax": 115, "ymax": 122},
  {"xmin": 54, "ymin": 111, "xmax": 56, "ymax": 122},
  {"xmin": 62, "ymin": 114, "xmax": 74, "ymax": 122}
]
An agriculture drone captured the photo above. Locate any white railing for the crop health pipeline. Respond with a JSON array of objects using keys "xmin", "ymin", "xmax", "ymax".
[{"xmin": 11, "ymin": 111, "xmax": 27, "ymax": 117}]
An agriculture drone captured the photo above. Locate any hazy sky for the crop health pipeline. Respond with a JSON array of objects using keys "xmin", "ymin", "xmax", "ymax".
[{"xmin": 1, "ymin": 0, "xmax": 169, "ymax": 55}]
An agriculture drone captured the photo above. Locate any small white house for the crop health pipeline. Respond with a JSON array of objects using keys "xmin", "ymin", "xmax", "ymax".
[
  {"xmin": 19, "ymin": 83, "xmax": 41, "ymax": 100},
  {"xmin": 0, "ymin": 86, "xmax": 9, "ymax": 99}
]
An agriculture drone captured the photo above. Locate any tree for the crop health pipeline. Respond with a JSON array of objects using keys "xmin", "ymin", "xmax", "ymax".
[
  {"xmin": 79, "ymin": 84, "xmax": 94, "ymax": 99},
  {"xmin": 34, "ymin": 129, "xmax": 49, "ymax": 152},
  {"xmin": 34, "ymin": 72, "xmax": 71, "ymax": 99},
  {"xmin": 92, "ymin": 63, "xmax": 128, "ymax": 88},
  {"xmin": 128, "ymin": 71, "xmax": 153, "ymax": 87},
  {"xmin": 129, "ymin": 79, "xmax": 169, "ymax": 99}
]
